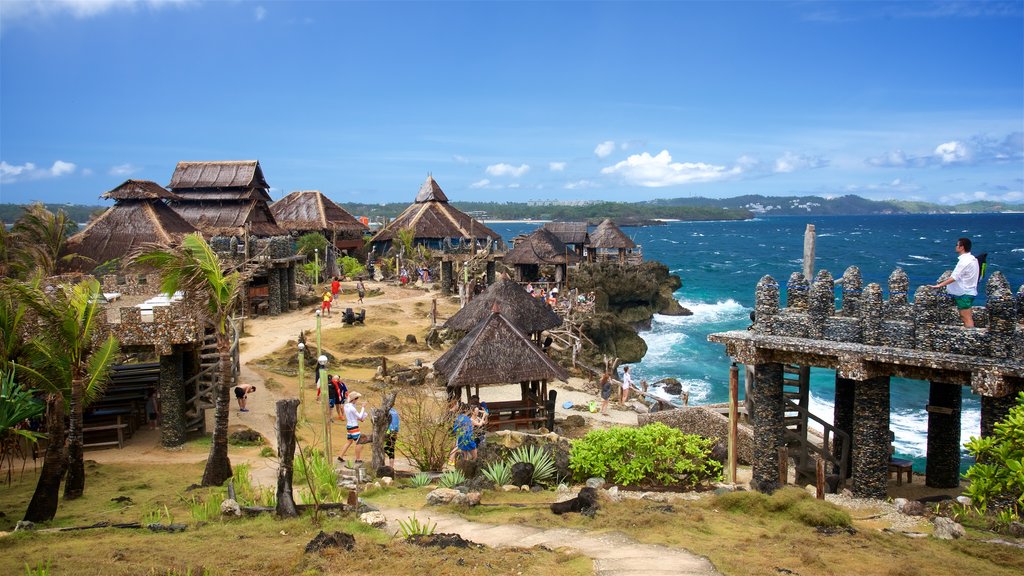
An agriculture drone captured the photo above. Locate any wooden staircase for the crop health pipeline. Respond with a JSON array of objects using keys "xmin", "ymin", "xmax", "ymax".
[
  {"xmin": 782, "ymin": 364, "xmax": 849, "ymax": 488},
  {"xmin": 185, "ymin": 319, "xmax": 240, "ymax": 434}
]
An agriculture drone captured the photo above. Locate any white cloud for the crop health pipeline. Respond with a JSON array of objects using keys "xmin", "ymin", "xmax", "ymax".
[
  {"xmin": 485, "ymin": 163, "xmax": 530, "ymax": 177},
  {"xmin": 469, "ymin": 179, "xmax": 491, "ymax": 189},
  {"xmin": 254, "ymin": 5, "xmax": 266, "ymax": 21},
  {"xmin": 1, "ymin": 0, "xmax": 193, "ymax": 22},
  {"xmin": 773, "ymin": 151, "xmax": 828, "ymax": 173},
  {"xmin": 109, "ymin": 163, "xmax": 140, "ymax": 176},
  {"xmin": 601, "ymin": 150, "xmax": 742, "ymax": 187},
  {"xmin": 867, "ymin": 132, "xmax": 1022, "ymax": 168},
  {"xmin": 594, "ymin": 141, "xmax": 616, "ymax": 158},
  {"xmin": 0, "ymin": 160, "xmax": 77, "ymax": 183},
  {"xmin": 548, "ymin": 162, "xmax": 566, "ymax": 172},
  {"xmin": 934, "ymin": 141, "xmax": 969, "ymax": 164},
  {"xmin": 939, "ymin": 190, "xmax": 1024, "ymax": 204},
  {"xmin": 564, "ymin": 180, "xmax": 597, "ymax": 190},
  {"xmin": 452, "ymin": 155, "xmax": 469, "ymax": 164}
]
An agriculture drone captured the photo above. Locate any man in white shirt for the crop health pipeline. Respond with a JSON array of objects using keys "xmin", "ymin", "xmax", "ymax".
[{"xmin": 930, "ymin": 237, "xmax": 979, "ymax": 328}]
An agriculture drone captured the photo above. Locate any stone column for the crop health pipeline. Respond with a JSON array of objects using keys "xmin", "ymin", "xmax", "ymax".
[
  {"xmin": 159, "ymin": 350, "xmax": 186, "ymax": 448},
  {"xmin": 985, "ymin": 272, "xmax": 1017, "ymax": 358},
  {"xmin": 268, "ymin": 269, "xmax": 282, "ymax": 316},
  {"xmin": 925, "ymin": 381, "xmax": 962, "ymax": 488},
  {"xmin": 852, "ymin": 376, "xmax": 890, "ymax": 499},
  {"xmin": 278, "ymin": 265, "xmax": 289, "ymax": 312},
  {"xmin": 486, "ymin": 260, "xmax": 496, "ymax": 285},
  {"xmin": 840, "ymin": 266, "xmax": 863, "ymax": 318},
  {"xmin": 751, "ymin": 362, "xmax": 784, "ymax": 493},
  {"xmin": 287, "ymin": 265, "xmax": 297, "ymax": 307},
  {"xmin": 808, "ymin": 270, "xmax": 834, "ymax": 339},
  {"xmin": 884, "ymin": 268, "xmax": 912, "ymax": 319},
  {"xmin": 862, "ymin": 284, "xmax": 884, "ymax": 346},
  {"xmin": 833, "ymin": 376, "xmax": 855, "ymax": 478},
  {"xmin": 785, "ymin": 272, "xmax": 809, "ymax": 311},
  {"xmin": 441, "ymin": 260, "xmax": 453, "ymax": 296},
  {"xmin": 753, "ymin": 275, "xmax": 780, "ymax": 334},
  {"xmin": 981, "ymin": 393, "xmax": 1017, "ymax": 438}
]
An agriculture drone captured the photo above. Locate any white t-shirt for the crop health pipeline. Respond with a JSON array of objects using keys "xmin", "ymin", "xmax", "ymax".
[
  {"xmin": 343, "ymin": 402, "xmax": 366, "ymax": 428},
  {"xmin": 622, "ymin": 370, "xmax": 633, "ymax": 390},
  {"xmin": 946, "ymin": 252, "xmax": 979, "ymax": 296}
]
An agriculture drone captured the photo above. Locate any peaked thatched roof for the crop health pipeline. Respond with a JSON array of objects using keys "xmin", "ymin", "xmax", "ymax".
[
  {"xmin": 371, "ymin": 176, "xmax": 500, "ymax": 244},
  {"xmin": 167, "ymin": 160, "xmax": 285, "ymax": 237},
  {"xmin": 63, "ymin": 195, "xmax": 198, "ymax": 271},
  {"xmin": 543, "ymin": 221, "xmax": 589, "ymax": 245},
  {"xmin": 503, "ymin": 227, "xmax": 580, "ymax": 265},
  {"xmin": 443, "ymin": 278, "xmax": 562, "ymax": 333},
  {"xmin": 434, "ymin": 309, "xmax": 569, "ymax": 388},
  {"xmin": 168, "ymin": 160, "xmax": 269, "ymax": 194},
  {"xmin": 271, "ymin": 190, "xmax": 367, "ymax": 233},
  {"xmin": 589, "ymin": 218, "xmax": 635, "ymax": 249},
  {"xmin": 103, "ymin": 179, "xmax": 182, "ymax": 201},
  {"xmin": 170, "ymin": 199, "xmax": 285, "ymax": 238}
]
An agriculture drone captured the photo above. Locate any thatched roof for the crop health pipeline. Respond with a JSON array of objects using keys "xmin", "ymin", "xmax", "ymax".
[
  {"xmin": 168, "ymin": 160, "xmax": 270, "ymax": 196},
  {"xmin": 103, "ymin": 179, "xmax": 181, "ymax": 201},
  {"xmin": 443, "ymin": 278, "xmax": 562, "ymax": 333},
  {"xmin": 63, "ymin": 197, "xmax": 197, "ymax": 271},
  {"xmin": 589, "ymin": 218, "xmax": 635, "ymax": 249},
  {"xmin": 271, "ymin": 190, "xmax": 367, "ymax": 233},
  {"xmin": 434, "ymin": 308, "xmax": 569, "ymax": 388},
  {"xmin": 543, "ymin": 221, "xmax": 589, "ymax": 245},
  {"xmin": 170, "ymin": 199, "xmax": 286, "ymax": 237},
  {"xmin": 371, "ymin": 175, "xmax": 500, "ymax": 244},
  {"xmin": 167, "ymin": 160, "xmax": 285, "ymax": 237},
  {"xmin": 503, "ymin": 227, "xmax": 580, "ymax": 265}
]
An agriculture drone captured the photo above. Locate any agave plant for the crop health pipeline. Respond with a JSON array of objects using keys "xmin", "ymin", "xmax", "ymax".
[
  {"xmin": 438, "ymin": 469, "xmax": 466, "ymax": 489},
  {"xmin": 409, "ymin": 472, "xmax": 433, "ymax": 488},
  {"xmin": 481, "ymin": 460, "xmax": 512, "ymax": 487},
  {"xmin": 509, "ymin": 445, "xmax": 557, "ymax": 486}
]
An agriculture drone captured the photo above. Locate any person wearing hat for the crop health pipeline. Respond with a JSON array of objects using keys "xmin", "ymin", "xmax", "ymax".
[{"xmin": 339, "ymin": 391, "xmax": 367, "ymax": 467}]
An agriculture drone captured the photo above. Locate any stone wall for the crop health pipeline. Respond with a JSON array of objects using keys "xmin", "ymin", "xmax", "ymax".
[{"xmin": 638, "ymin": 406, "xmax": 754, "ymax": 465}]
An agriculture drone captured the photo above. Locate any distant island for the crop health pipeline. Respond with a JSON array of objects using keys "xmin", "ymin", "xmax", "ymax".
[{"xmin": 3, "ymin": 193, "xmax": 1022, "ymax": 227}]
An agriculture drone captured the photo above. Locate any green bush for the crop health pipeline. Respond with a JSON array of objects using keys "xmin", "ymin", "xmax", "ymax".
[
  {"xmin": 481, "ymin": 460, "xmax": 513, "ymax": 487},
  {"xmin": 338, "ymin": 255, "xmax": 365, "ymax": 278},
  {"xmin": 713, "ymin": 487, "xmax": 851, "ymax": 528},
  {"xmin": 964, "ymin": 391, "xmax": 1024, "ymax": 524},
  {"xmin": 508, "ymin": 445, "xmax": 557, "ymax": 486},
  {"xmin": 439, "ymin": 469, "xmax": 466, "ymax": 489},
  {"xmin": 569, "ymin": 422, "xmax": 722, "ymax": 488}
]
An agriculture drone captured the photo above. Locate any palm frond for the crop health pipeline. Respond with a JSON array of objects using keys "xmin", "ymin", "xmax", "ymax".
[{"xmin": 84, "ymin": 335, "xmax": 119, "ymax": 406}]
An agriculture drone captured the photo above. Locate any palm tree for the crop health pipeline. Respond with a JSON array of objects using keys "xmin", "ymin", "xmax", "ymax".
[
  {"xmin": 9, "ymin": 277, "xmax": 120, "ymax": 502},
  {"xmin": 131, "ymin": 233, "xmax": 242, "ymax": 487},
  {"xmin": 8, "ymin": 203, "xmax": 78, "ymax": 278}
]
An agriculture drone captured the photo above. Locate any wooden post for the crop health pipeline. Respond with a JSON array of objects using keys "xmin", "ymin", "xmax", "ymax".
[
  {"xmin": 728, "ymin": 363, "xmax": 739, "ymax": 484},
  {"xmin": 298, "ymin": 337, "xmax": 306, "ymax": 424},
  {"xmin": 431, "ymin": 298, "xmax": 437, "ymax": 327},
  {"xmin": 275, "ymin": 399, "xmax": 300, "ymax": 518},
  {"xmin": 815, "ymin": 459, "xmax": 825, "ymax": 500},
  {"xmin": 803, "ymin": 224, "xmax": 816, "ymax": 280},
  {"xmin": 778, "ymin": 447, "xmax": 788, "ymax": 487},
  {"xmin": 369, "ymin": 392, "xmax": 397, "ymax": 472}
]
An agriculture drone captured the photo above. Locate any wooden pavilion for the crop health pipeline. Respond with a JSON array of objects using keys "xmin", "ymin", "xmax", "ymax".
[
  {"xmin": 442, "ymin": 277, "xmax": 562, "ymax": 339},
  {"xmin": 63, "ymin": 179, "xmax": 198, "ymax": 272},
  {"xmin": 588, "ymin": 218, "xmax": 637, "ymax": 263},
  {"xmin": 167, "ymin": 160, "xmax": 286, "ymax": 238},
  {"xmin": 542, "ymin": 221, "xmax": 589, "ymax": 258},
  {"xmin": 503, "ymin": 227, "xmax": 579, "ymax": 286},
  {"xmin": 433, "ymin": 305, "xmax": 569, "ymax": 431}
]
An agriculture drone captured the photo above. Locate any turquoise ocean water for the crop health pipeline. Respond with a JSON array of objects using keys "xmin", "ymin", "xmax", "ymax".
[{"xmin": 490, "ymin": 214, "xmax": 1024, "ymax": 471}]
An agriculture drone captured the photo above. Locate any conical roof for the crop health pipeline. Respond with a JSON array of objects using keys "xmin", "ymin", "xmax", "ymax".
[
  {"xmin": 415, "ymin": 175, "xmax": 449, "ymax": 203},
  {"xmin": 271, "ymin": 190, "xmax": 367, "ymax": 233},
  {"xmin": 443, "ymin": 278, "xmax": 562, "ymax": 333},
  {"xmin": 503, "ymin": 227, "xmax": 580, "ymax": 265},
  {"xmin": 103, "ymin": 179, "xmax": 182, "ymax": 201},
  {"xmin": 371, "ymin": 175, "xmax": 500, "ymax": 244},
  {"xmin": 589, "ymin": 218, "xmax": 635, "ymax": 249},
  {"xmin": 434, "ymin": 308, "xmax": 569, "ymax": 388}
]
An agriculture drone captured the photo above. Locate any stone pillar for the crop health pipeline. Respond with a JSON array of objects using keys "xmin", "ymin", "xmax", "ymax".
[
  {"xmin": 751, "ymin": 362, "xmax": 785, "ymax": 493},
  {"xmin": 753, "ymin": 275, "xmax": 779, "ymax": 334},
  {"xmin": 985, "ymin": 272, "xmax": 1016, "ymax": 358},
  {"xmin": 785, "ymin": 272, "xmax": 809, "ymax": 310},
  {"xmin": 840, "ymin": 266, "xmax": 863, "ymax": 318},
  {"xmin": 925, "ymin": 382, "xmax": 962, "ymax": 488},
  {"xmin": 833, "ymin": 376, "xmax": 855, "ymax": 478},
  {"xmin": 912, "ymin": 286, "xmax": 940, "ymax": 350},
  {"xmin": 981, "ymin": 393, "xmax": 1017, "ymax": 438},
  {"xmin": 268, "ymin": 269, "xmax": 283, "ymax": 316},
  {"xmin": 851, "ymin": 376, "xmax": 890, "ymax": 499},
  {"xmin": 808, "ymin": 270, "xmax": 834, "ymax": 339},
  {"xmin": 486, "ymin": 260, "xmax": 496, "ymax": 285},
  {"xmin": 862, "ymin": 283, "xmax": 884, "ymax": 346},
  {"xmin": 278, "ymin": 266, "xmax": 289, "ymax": 312},
  {"xmin": 884, "ymin": 268, "xmax": 912, "ymax": 319},
  {"xmin": 159, "ymin": 350, "xmax": 186, "ymax": 448},
  {"xmin": 287, "ymin": 265, "xmax": 297, "ymax": 307},
  {"xmin": 441, "ymin": 260, "xmax": 453, "ymax": 296}
]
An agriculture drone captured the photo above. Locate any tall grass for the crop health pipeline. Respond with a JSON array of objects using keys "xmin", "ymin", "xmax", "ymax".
[{"xmin": 294, "ymin": 446, "xmax": 343, "ymax": 504}]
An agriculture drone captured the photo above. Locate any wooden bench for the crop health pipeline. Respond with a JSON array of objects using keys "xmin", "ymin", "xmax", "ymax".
[
  {"xmin": 83, "ymin": 415, "xmax": 128, "ymax": 449},
  {"xmin": 889, "ymin": 458, "xmax": 913, "ymax": 486}
]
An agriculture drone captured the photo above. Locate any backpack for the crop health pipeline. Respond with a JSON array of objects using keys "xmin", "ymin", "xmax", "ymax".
[{"xmin": 976, "ymin": 252, "xmax": 987, "ymax": 282}]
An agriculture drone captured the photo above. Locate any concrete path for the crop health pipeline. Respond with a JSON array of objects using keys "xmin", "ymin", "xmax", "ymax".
[{"xmin": 378, "ymin": 506, "xmax": 722, "ymax": 576}]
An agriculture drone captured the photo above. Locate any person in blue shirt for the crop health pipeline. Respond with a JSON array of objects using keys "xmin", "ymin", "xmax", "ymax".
[{"xmin": 385, "ymin": 407, "xmax": 400, "ymax": 470}]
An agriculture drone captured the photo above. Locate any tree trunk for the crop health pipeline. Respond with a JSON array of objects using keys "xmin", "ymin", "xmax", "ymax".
[
  {"xmin": 369, "ymin": 392, "xmax": 397, "ymax": 472},
  {"xmin": 275, "ymin": 399, "xmax": 300, "ymax": 518},
  {"xmin": 24, "ymin": 393, "xmax": 66, "ymax": 522},
  {"xmin": 64, "ymin": 374, "xmax": 85, "ymax": 500},
  {"xmin": 201, "ymin": 336, "xmax": 233, "ymax": 487}
]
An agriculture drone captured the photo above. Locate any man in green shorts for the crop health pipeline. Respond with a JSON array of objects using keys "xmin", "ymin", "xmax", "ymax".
[{"xmin": 930, "ymin": 237, "xmax": 979, "ymax": 327}]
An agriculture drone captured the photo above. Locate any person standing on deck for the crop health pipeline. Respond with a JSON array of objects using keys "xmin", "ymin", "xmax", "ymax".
[
  {"xmin": 929, "ymin": 237, "xmax": 979, "ymax": 328},
  {"xmin": 620, "ymin": 365, "xmax": 633, "ymax": 406}
]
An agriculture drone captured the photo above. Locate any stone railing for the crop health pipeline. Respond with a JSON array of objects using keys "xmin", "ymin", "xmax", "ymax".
[{"xmin": 752, "ymin": 266, "xmax": 1023, "ymax": 361}]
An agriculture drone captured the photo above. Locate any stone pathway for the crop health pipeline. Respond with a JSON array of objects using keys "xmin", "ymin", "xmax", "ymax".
[{"xmin": 378, "ymin": 506, "xmax": 722, "ymax": 576}]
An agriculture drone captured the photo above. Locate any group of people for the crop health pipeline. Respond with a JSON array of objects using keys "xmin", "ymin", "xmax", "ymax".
[
  {"xmin": 315, "ymin": 371, "xmax": 399, "ymax": 470},
  {"xmin": 448, "ymin": 395, "xmax": 489, "ymax": 465},
  {"xmin": 598, "ymin": 365, "xmax": 633, "ymax": 416},
  {"xmin": 321, "ymin": 276, "xmax": 367, "ymax": 316}
]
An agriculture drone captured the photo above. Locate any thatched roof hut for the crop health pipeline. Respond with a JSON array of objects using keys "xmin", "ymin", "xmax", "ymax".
[
  {"xmin": 167, "ymin": 160, "xmax": 286, "ymax": 237},
  {"xmin": 63, "ymin": 179, "xmax": 198, "ymax": 272},
  {"xmin": 443, "ymin": 278, "xmax": 562, "ymax": 334},
  {"xmin": 589, "ymin": 217, "xmax": 634, "ymax": 262},
  {"xmin": 503, "ymin": 227, "xmax": 579, "ymax": 284},
  {"xmin": 370, "ymin": 175, "xmax": 501, "ymax": 252},
  {"xmin": 542, "ymin": 221, "xmax": 589, "ymax": 257},
  {"xmin": 270, "ymin": 190, "xmax": 367, "ymax": 250}
]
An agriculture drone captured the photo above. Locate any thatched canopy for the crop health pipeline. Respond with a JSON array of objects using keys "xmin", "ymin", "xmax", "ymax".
[
  {"xmin": 370, "ymin": 175, "xmax": 500, "ymax": 247},
  {"xmin": 271, "ymin": 190, "xmax": 367, "ymax": 233},
  {"xmin": 589, "ymin": 218, "xmax": 635, "ymax": 249},
  {"xmin": 170, "ymin": 200, "xmax": 285, "ymax": 238},
  {"xmin": 167, "ymin": 160, "xmax": 286, "ymax": 237},
  {"xmin": 63, "ymin": 180, "xmax": 197, "ymax": 271},
  {"xmin": 503, "ymin": 227, "xmax": 580, "ymax": 265},
  {"xmin": 434, "ymin": 308, "xmax": 569, "ymax": 388},
  {"xmin": 543, "ymin": 221, "xmax": 589, "ymax": 246},
  {"xmin": 443, "ymin": 278, "xmax": 562, "ymax": 333}
]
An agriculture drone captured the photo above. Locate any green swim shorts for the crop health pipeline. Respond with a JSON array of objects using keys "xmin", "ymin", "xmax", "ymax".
[{"xmin": 953, "ymin": 295, "xmax": 975, "ymax": 310}]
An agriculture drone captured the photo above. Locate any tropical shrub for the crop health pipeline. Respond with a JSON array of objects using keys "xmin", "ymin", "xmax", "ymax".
[
  {"xmin": 398, "ymin": 513, "xmax": 436, "ymax": 538},
  {"xmin": 481, "ymin": 460, "xmax": 513, "ymax": 487},
  {"xmin": 964, "ymin": 391, "xmax": 1024, "ymax": 524},
  {"xmin": 0, "ymin": 369, "xmax": 44, "ymax": 484},
  {"xmin": 439, "ymin": 469, "xmax": 466, "ymax": 489},
  {"xmin": 338, "ymin": 255, "xmax": 365, "ymax": 278},
  {"xmin": 569, "ymin": 422, "xmax": 722, "ymax": 488},
  {"xmin": 409, "ymin": 472, "xmax": 433, "ymax": 488},
  {"xmin": 509, "ymin": 445, "xmax": 557, "ymax": 486}
]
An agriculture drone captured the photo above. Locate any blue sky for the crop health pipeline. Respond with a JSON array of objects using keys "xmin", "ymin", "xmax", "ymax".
[{"xmin": 1, "ymin": 0, "xmax": 1022, "ymax": 206}]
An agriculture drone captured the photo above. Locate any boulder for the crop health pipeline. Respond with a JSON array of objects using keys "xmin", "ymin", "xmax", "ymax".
[
  {"xmin": 550, "ymin": 487, "xmax": 600, "ymax": 516},
  {"xmin": 565, "ymin": 414, "xmax": 586, "ymax": 427},
  {"xmin": 359, "ymin": 511, "xmax": 387, "ymax": 528},
  {"xmin": 426, "ymin": 488, "xmax": 480, "ymax": 507},
  {"xmin": 220, "ymin": 498, "xmax": 241, "ymax": 517},
  {"xmin": 932, "ymin": 517, "xmax": 966, "ymax": 540},
  {"xmin": 659, "ymin": 378, "xmax": 683, "ymax": 395},
  {"xmin": 305, "ymin": 531, "xmax": 355, "ymax": 553},
  {"xmin": 510, "ymin": 462, "xmax": 534, "ymax": 487}
]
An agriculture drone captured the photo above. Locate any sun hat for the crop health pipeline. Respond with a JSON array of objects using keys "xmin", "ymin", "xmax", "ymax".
[{"xmin": 348, "ymin": 391, "xmax": 362, "ymax": 401}]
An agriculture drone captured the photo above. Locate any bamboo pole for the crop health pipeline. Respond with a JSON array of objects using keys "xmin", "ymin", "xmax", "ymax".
[{"xmin": 728, "ymin": 363, "xmax": 739, "ymax": 484}]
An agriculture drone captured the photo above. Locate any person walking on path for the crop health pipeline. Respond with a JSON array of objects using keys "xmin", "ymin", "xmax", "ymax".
[
  {"xmin": 385, "ymin": 407, "xmax": 400, "ymax": 470},
  {"xmin": 234, "ymin": 384, "xmax": 256, "ymax": 412},
  {"xmin": 620, "ymin": 366, "xmax": 633, "ymax": 406},
  {"xmin": 339, "ymin": 391, "xmax": 367, "ymax": 467},
  {"xmin": 356, "ymin": 278, "xmax": 366, "ymax": 304},
  {"xmin": 599, "ymin": 372, "xmax": 612, "ymax": 416},
  {"xmin": 321, "ymin": 289, "xmax": 333, "ymax": 317},
  {"xmin": 330, "ymin": 276, "xmax": 341, "ymax": 300},
  {"xmin": 324, "ymin": 375, "xmax": 348, "ymax": 422},
  {"xmin": 929, "ymin": 237, "xmax": 979, "ymax": 328}
]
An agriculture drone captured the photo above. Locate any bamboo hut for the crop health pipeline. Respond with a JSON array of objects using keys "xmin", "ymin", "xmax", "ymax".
[
  {"xmin": 369, "ymin": 175, "xmax": 501, "ymax": 253},
  {"xmin": 502, "ymin": 227, "xmax": 579, "ymax": 286},
  {"xmin": 588, "ymin": 218, "xmax": 638, "ymax": 263},
  {"xmin": 434, "ymin": 305, "xmax": 569, "ymax": 431},
  {"xmin": 63, "ymin": 179, "xmax": 198, "ymax": 272},
  {"xmin": 542, "ymin": 221, "xmax": 589, "ymax": 258},
  {"xmin": 167, "ymin": 160, "xmax": 286, "ymax": 238},
  {"xmin": 443, "ymin": 278, "xmax": 562, "ymax": 337}
]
